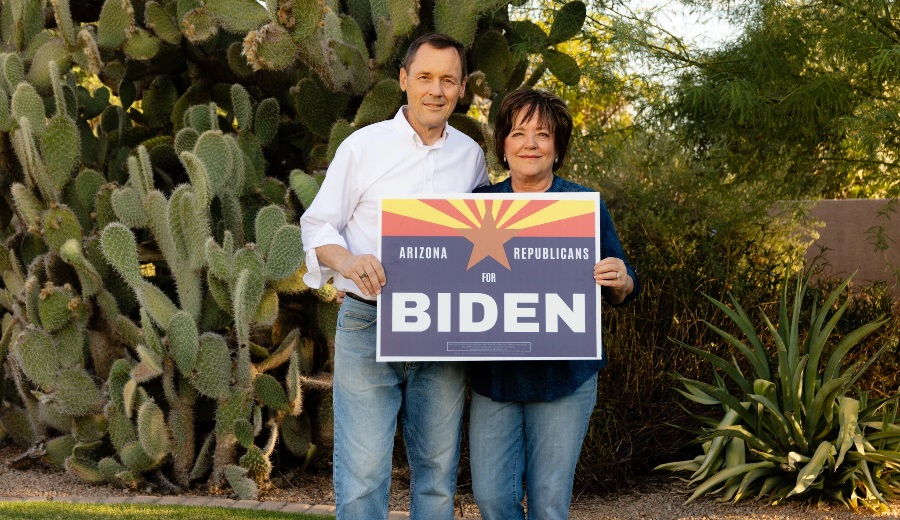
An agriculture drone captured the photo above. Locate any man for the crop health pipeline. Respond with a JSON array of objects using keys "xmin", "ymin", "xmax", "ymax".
[{"xmin": 299, "ymin": 33, "xmax": 489, "ymax": 519}]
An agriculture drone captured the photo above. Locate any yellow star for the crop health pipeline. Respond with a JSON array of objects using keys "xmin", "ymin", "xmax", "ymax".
[{"xmin": 456, "ymin": 203, "xmax": 520, "ymax": 270}]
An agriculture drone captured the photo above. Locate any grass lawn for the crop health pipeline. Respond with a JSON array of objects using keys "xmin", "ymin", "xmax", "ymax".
[{"xmin": 0, "ymin": 501, "xmax": 325, "ymax": 519}]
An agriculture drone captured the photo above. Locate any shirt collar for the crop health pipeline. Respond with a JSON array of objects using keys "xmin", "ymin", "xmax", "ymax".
[{"xmin": 394, "ymin": 106, "xmax": 450, "ymax": 148}]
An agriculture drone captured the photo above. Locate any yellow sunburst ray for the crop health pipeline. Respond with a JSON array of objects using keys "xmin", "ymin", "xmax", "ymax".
[
  {"xmin": 505, "ymin": 200, "xmax": 596, "ymax": 229},
  {"xmin": 382, "ymin": 200, "xmax": 473, "ymax": 229}
]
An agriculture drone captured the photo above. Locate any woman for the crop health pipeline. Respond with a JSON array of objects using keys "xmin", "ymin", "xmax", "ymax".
[{"xmin": 469, "ymin": 88, "xmax": 639, "ymax": 520}]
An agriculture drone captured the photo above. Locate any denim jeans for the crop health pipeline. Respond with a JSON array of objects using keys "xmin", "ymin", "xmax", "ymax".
[
  {"xmin": 468, "ymin": 373, "xmax": 598, "ymax": 520},
  {"xmin": 333, "ymin": 297, "xmax": 465, "ymax": 520}
]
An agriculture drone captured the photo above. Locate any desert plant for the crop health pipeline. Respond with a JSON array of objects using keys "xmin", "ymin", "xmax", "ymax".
[
  {"xmin": 656, "ymin": 270, "xmax": 900, "ymax": 511},
  {"xmin": 0, "ymin": 0, "xmax": 590, "ymax": 500}
]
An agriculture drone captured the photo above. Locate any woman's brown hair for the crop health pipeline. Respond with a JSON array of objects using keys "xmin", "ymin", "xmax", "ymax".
[{"xmin": 493, "ymin": 88, "xmax": 573, "ymax": 172}]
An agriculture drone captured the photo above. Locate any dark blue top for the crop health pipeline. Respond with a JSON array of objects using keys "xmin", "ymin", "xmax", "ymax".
[{"xmin": 469, "ymin": 175, "xmax": 640, "ymax": 402}]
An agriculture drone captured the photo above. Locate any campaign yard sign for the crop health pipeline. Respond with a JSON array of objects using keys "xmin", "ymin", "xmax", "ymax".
[{"xmin": 376, "ymin": 193, "xmax": 602, "ymax": 361}]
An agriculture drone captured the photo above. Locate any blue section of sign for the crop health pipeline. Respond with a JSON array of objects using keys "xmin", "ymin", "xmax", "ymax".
[{"xmin": 380, "ymin": 236, "xmax": 598, "ymax": 358}]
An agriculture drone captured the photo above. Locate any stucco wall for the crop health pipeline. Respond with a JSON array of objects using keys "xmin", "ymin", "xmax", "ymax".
[{"xmin": 805, "ymin": 199, "xmax": 900, "ymax": 295}]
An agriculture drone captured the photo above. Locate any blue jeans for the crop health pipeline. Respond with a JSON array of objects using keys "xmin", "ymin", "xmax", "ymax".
[
  {"xmin": 469, "ymin": 373, "xmax": 598, "ymax": 520},
  {"xmin": 333, "ymin": 297, "xmax": 465, "ymax": 520}
]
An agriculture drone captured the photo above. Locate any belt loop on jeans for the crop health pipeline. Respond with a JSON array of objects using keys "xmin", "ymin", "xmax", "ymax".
[{"xmin": 347, "ymin": 292, "xmax": 377, "ymax": 307}]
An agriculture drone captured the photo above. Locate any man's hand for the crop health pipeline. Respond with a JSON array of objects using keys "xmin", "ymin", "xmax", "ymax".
[
  {"xmin": 337, "ymin": 254, "xmax": 386, "ymax": 297},
  {"xmin": 315, "ymin": 245, "xmax": 386, "ymax": 297}
]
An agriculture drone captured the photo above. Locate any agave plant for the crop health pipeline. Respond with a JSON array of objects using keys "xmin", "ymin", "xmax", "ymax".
[{"xmin": 656, "ymin": 271, "xmax": 900, "ymax": 511}]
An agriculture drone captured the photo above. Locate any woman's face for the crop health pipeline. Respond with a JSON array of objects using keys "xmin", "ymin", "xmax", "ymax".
[{"xmin": 504, "ymin": 108, "xmax": 556, "ymax": 184}]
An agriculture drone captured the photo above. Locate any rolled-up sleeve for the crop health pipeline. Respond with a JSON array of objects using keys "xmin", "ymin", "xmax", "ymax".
[{"xmin": 299, "ymin": 142, "xmax": 357, "ymax": 289}]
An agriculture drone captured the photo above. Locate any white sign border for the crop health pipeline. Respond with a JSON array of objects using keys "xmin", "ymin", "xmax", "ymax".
[{"xmin": 376, "ymin": 192, "xmax": 603, "ymax": 361}]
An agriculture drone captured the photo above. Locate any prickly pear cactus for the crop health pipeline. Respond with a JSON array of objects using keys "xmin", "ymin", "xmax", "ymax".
[{"xmin": 0, "ymin": 0, "xmax": 586, "ymax": 500}]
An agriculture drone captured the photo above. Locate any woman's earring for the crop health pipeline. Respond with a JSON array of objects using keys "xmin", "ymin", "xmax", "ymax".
[
  {"xmin": 503, "ymin": 155, "xmax": 507, "ymax": 163},
  {"xmin": 554, "ymin": 156, "xmax": 559, "ymax": 163}
]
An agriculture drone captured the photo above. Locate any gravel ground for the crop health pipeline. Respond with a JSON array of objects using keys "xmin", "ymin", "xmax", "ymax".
[{"xmin": 0, "ymin": 444, "xmax": 896, "ymax": 519}]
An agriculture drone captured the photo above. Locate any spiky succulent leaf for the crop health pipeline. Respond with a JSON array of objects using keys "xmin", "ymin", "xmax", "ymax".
[
  {"xmin": 224, "ymin": 464, "xmax": 258, "ymax": 500},
  {"xmin": 253, "ymin": 373, "xmax": 291, "ymax": 414},
  {"xmin": 44, "ymin": 435, "xmax": 77, "ymax": 468},
  {"xmin": 37, "ymin": 286, "xmax": 74, "ymax": 333},
  {"xmin": 174, "ymin": 127, "xmax": 200, "ymax": 154},
  {"xmin": 206, "ymin": 0, "xmax": 269, "ymax": 32},
  {"xmin": 254, "ymin": 205, "xmax": 286, "ymax": 258},
  {"xmin": 11, "ymin": 183, "xmax": 44, "ymax": 230},
  {"xmin": 27, "ymin": 39, "xmax": 71, "ymax": 95},
  {"xmin": 290, "ymin": 78, "xmax": 332, "ymax": 137},
  {"xmin": 120, "ymin": 440, "xmax": 159, "ymax": 472},
  {"xmin": 12, "ymin": 82, "xmax": 45, "ymax": 136},
  {"xmin": 135, "ymin": 281, "xmax": 179, "ymax": 330},
  {"xmin": 546, "ymin": 1, "xmax": 586, "ymax": 45},
  {"xmin": 474, "ymin": 30, "xmax": 511, "ymax": 94},
  {"xmin": 97, "ymin": 0, "xmax": 134, "ymax": 49},
  {"xmin": 193, "ymin": 131, "xmax": 231, "ymax": 197},
  {"xmin": 205, "ymin": 237, "xmax": 234, "ymax": 281},
  {"xmin": 233, "ymin": 418, "xmax": 254, "ymax": 448},
  {"xmin": 327, "ymin": 119, "xmax": 354, "ymax": 162},
  {"xmin": 13, "ymin": 326, "xmax": 58, "ymax": 388},
  {"xmin": 192, "ymin": 333, "xmax": 231, "ymax": 399},
  {"xmin": 56, "ymin": 366, "xmax": 103, "ymax": 416},
  {"xmin": 239, "ymin": 444, "xmax": 272, "ymax": 483},
  {"xmin": 144, "ymin": 0, "xmax": 181, "ymax": 45},
  {"xmin": 137, "ymin": 400, "xmax": 171, "ymax": 462},
  {"xmin": 216, "ymin": 388, "xmax": 253, "ymax": 436},
  {"xmin": 230, "ymin": 84, "xmax": 253, "ymax": 131},
  {"xmin": 100, "ymin": 222, "xmax": 141, "ymax": 281},
  {"xmin": 244, "ymin": 23, "xmax": 296, "ymax": 72},
  {"xmin": 142, "ymin": 75, "xmax": 178, "ymax": 128},
  {"xmin": 41, "ymin": 205, "xmax": 82, "ymax": 252},
  {"xmin": 280, "ymin": 413, "xmax": 311, "ymax": 456},
  {"xmin": 111, "ymin": 186, "xmax": 148, "ymax": 228},
  {"xmin": 124, "ymin": 27, "xmax": 161, "ymax": 60},
  {"xmin": 105, "ymin": 401, "xmax": 137, "ymax": 451},
  {"xmin": 289, "ymin": 169, "xmax": 319, "ymax": 209},
  {"xmin": 265, "ymin": 224, "xmax": 303, "ymax": 280},
  {"xmin": 253, "ymin": 97, "xmax": 279, "ymax": 146},
  {"xmin": 65, "ymin": 457, "xmax": 107, "ymax": 483},
  {"xmin": 167, "ymin": 311, "xmax": 199, "ymax": 375},
  {"xmin": 543, "ymin": 49, "xmax": 580, "ymax": 86}
]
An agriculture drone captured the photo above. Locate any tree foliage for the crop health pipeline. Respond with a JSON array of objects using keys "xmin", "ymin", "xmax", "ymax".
[{"xmin": 665, "ymin": 0, "xmax": 900, "ymax": 198}]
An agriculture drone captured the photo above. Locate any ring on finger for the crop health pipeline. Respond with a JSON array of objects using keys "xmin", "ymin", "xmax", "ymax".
[
  {"xmin": 616, "ymin": 272, "xmax": 621, "ymax": 281},
  {"xmin": 360, "ymin": 272, "xmax": 368, "ymax": 279}
]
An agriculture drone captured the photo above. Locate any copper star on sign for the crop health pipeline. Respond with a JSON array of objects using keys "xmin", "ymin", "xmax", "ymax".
[{"xmin": 456, "ymin": 202, "xmax": 520, "ymax": 270}]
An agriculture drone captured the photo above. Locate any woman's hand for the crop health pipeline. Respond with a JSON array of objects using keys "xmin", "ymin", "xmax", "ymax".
[{"xmin": 593, "ymin": 257, "xmax": 633, "ymax": 305}]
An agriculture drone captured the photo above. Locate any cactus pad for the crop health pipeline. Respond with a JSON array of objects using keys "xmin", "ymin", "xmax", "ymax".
[
  {"xmin": 192, "ymin": 333, "xmax": 232, "ymax": 399},
  {"xmin": 253, "ymin": 373, "xmax": 291, "ymax": 414},
  {"xmin": 97, "ymin": 0, "xmax": 135, "ymax": 49},
  {"xmin": 167, "ymin": 310, "xmax": 199, "ymax": 375},
  {"xmin": 206, "ymin": 0, "xmax": 270, "ymax": 33},
  {"xmin": 137, "ymin": 400, "xmax": 171, "ymax": 462},
  {"xmin": 224, "ymin": 464, "xmax": 258, "ymax": 500},
  {"xmin": 243, "ymin": 23, "xmax": 296, "ymax": 72},
  {"xmin": 56, "ymin": 366, "xmax": 103, "ymax": 416},
  {"xmin": 13, "ymin": 326, "xmax": 57, "ymax": 388},
  {"xmin": 254, "ymin": 205, "xmax": 286, "ymax": 258},
  {"xmin": 144, "ymin": 1, "xmax": 181, "ymax": 45},
  {"xmin": 265, "ymin": 224, "xmax": 303, "ymax": 280}
]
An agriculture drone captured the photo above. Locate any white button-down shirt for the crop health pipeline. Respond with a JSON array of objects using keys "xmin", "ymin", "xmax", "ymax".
[{"xmin": 300, "ymin": 107, "xmax": 489, "ymax": 297}]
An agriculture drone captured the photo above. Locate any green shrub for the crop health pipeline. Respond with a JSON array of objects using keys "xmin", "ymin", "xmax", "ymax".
[{"xmin": 656, "ymin": 270, "xmax": 900, "ymax": 511}]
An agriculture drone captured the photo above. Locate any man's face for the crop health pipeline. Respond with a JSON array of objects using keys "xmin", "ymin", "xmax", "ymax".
[{"xmin": 399, "ymin": 44, "xmax": 466, "ymax": 142}]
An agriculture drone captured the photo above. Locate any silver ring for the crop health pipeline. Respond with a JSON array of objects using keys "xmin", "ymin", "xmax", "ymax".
[
  {"xmin": 360, "ymin": 272, "xmax": 368, "ymax": 279},
  {"xmin": 616, "ymin": 272, "xmax": 621, "ymax": 281}
]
